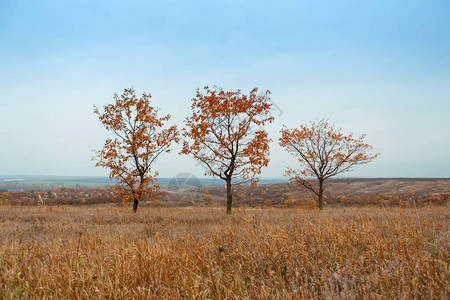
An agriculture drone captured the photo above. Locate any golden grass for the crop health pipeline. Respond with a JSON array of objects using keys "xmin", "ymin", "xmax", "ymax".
[{"xmin": 0, "ymin": 205, "xmax": 448, "ymax": 299}]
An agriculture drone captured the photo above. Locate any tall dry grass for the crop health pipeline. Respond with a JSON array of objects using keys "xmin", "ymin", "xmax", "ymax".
[{"xmin": 0, "ymin": 205, "xmax": 448, "ymax": 299}]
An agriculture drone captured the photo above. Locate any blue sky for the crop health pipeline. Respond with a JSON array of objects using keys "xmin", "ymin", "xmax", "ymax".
[{"xmin": 0, "ymin": 0, "xmax": 449, "ymax": 178}]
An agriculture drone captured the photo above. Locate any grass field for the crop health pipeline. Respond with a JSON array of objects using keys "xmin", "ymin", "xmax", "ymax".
[{"xmin": 0, "ymin": 205, "xmax": 448, "ymax": 299}]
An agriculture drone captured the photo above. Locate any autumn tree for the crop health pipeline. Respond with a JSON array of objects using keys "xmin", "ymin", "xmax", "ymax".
[
  {"xmin": 279, "ymin": 119, "xmax": 378, "ymax": 210},
  {"xmin": 181, "ymin": 86, "xmax": 274, "ymax": 214},
  {"xmin": 94, "ymin": 88, "xmax": 178, "ymax": 212}
]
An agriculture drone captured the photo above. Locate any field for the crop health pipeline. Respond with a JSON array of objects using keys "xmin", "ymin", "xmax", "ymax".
[{"xmin": 0, "ymin": 205, "xmax": 448, "ymax": 299}]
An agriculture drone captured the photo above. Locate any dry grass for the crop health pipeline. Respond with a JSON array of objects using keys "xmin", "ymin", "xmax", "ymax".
[{"xmin": 0, "ymin": 205, "xmax": 448, "ymax": 299}]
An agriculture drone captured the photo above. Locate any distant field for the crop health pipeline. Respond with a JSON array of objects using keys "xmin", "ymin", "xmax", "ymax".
[
  {"xmin": 1, "ymin": 176, "xmax": 449, "ymax": 195},
  {"xmin": 324, "ymin": 178, "xmax": 450, "ymax": 195},
  {"xmin": 19, "ymin": 179, "xmax": 109, "ymax": 187},
  {"xmin": 0, "ymin": 205, "xmax": 448, "ymax": 298},
  {"xmin": 0, "ymin": 176, "xmax": 114, "ymax": 190}
]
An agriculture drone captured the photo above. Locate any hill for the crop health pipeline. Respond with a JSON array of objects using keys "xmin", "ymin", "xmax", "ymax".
[
  {"xmin": 162, "ymin": 178, "xmax": 450, "ymax": 208},
  {"xmin": 1, "ymin": 177, "xmax": 449, "ymax": 207},
  {"xmin": 321, "ymin": 178, "xmax": 450, "ymax": 195}
]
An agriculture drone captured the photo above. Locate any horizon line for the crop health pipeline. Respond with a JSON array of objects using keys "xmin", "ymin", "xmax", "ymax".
[{"xmin": 1, "ymin": 175, "xmax": 450, "ymax": 180}]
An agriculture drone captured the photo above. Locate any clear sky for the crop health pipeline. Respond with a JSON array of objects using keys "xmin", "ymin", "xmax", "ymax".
[{"xmin": 1, "ymin": 0, "xmax": 449, "ymax": 179}]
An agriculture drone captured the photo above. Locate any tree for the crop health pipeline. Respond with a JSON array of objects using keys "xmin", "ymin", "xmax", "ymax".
[
  {"xmin": 279, "ymin": 119, "xmax": 378, "ymax": 210},
  {"xmin": 181, "ymin": 86, "xmax": 274, "ymax": 214},
  {"xmin": 94, "ymin": 88, "xmax": 178, "ymax": 212},
  {"xmin": 284, "ymin": 198, "xmax": 294, "ymax": 206}
]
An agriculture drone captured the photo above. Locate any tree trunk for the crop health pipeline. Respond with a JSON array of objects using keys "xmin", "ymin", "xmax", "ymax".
[
  {"xmin": 318, "ymin": 179, "xmax": 324, "ymax": 210},
  {"xmin": 133, "ymin": 185, "xmax": 143, "ymax": 212},
  {"xmin": 226, "ymin": 177, "xmax": 232, "ymax": 215}
]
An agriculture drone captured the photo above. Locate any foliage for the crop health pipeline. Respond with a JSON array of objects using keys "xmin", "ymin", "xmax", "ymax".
[
  {"xmin": 280, "ymin": 119, "xmax": 378, "ymax": 209},
  {"xmin": 203, "ymin": 193, "xmax": 213, "ymax": 203},
  {"xmin": 94, "ymin": 88, "xmax": 178, "ymax": 211},
  {"xmin": 284, "ymin": 198, "xmax": 294, "ymax": 206},
  {"xmin": 181, "ymin": 86, "xmax": 274, "ymax": 214}
]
